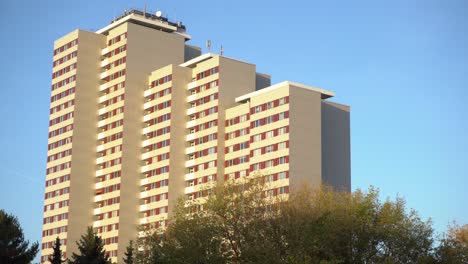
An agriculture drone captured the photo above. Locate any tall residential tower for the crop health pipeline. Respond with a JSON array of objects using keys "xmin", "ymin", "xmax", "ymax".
[{"xmin": 42, "ymin": 10, "xmax": 350, "ymax": 263}]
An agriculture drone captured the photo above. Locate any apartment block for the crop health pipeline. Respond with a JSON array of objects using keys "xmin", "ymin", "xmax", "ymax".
[{"xmin": 41, "ymin": 9, "xmax": 350, "ymax": 263}]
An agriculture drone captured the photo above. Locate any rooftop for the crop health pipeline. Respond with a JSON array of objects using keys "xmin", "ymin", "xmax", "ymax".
[{"xmin": 96, "ymin": 9, "xmax": 191, "ymax": 40}]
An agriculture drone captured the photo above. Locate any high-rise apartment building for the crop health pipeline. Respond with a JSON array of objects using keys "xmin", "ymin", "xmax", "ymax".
[{"xmin": 41, "ymin": 9, "xmax": 350, "ymax": 263}]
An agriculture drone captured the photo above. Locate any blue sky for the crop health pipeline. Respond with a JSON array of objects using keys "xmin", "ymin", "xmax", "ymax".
[{"xmin": 1, "ymin": 0, "xmax": 467, "ymax": 258}]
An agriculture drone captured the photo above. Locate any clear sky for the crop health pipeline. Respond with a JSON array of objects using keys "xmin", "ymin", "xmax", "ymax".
[{"xmin": 1, "ymin": 0, "xmax": 467, "ymax": 260}]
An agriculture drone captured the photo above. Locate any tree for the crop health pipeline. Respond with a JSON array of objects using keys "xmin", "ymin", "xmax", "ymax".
[
  {"xmin": 49, "ymin": 237, "xmax": 65, "ymax": 264},
  {"xmin": 0, "ymin": 209, "xmax": 39, "ymax": 264},
  {"xmin": 122, "ymin": 240, "xmax": 134, "ymax": 264},
  {"xmin": 137, "ymin": 177, "xmax": 438, "ymax": 264},
  {"xmin": 68, "ymin": 227, "xmax": 111, "ymax": 264},
  {"xmin": 434, "ymin": 224, "xmax": 468, "ymax": 263}
]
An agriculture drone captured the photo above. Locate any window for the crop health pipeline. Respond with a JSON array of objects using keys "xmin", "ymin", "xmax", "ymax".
[
  {"xmin": 278, "ymin": 172, "xmax": 287, "ymax": 180},
  {"xmin": 239, "ymin": 156, "xmax": 248, "ymax": 164},
  {"xmin": 253, "ymin": 149, "xmax": 261, "ymax": 157},
  {"xmin": 266, "ymin": 131, "xmax": 274, "ymax": 139},
  {"xmin": 278, "ymin": 127, "xmax": 287, "ymax": 135},
  {"xmin": 265, "ymin": 145, "xmax": 274, "ymax": 153},
  {"xmin": 278, "ymin": 142, "xmax": 287, "ymax": 150},
  {"xmin": 253, "ymin": 134, "xmax": 261, "ymax": 142}
]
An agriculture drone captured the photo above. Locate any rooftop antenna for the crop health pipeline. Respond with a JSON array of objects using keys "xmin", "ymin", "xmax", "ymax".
[
  {"xmin": 143, "ymin": 4, "xmax": 147, "ymax": 17},
  {"xmin": 206, "ymin": 40, "xmax": 212, "ymax": 52},
  {"xmin": 220, "ymin": 45, "xmax": 224, "ymax": 56},
  {"xmin": 156, "ymin": 10, "xmax": 162, "ymax": 18}
]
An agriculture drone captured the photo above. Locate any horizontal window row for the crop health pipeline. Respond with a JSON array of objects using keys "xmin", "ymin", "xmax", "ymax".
[
  {"xmin": 97, "ymin": 197, "xmax": 120, "ymax": 208},
  {"xmin": 49, "ymin": 124, "xmax": 73, "ymax": 139},
  {"xmin": 187, "ymin": 189, "xmax": 212, "ymax": 200},
  {"xmin": 42, "ymin": 238, "xmax": 67, "ymax": 250},
  {"xmin": 100, "ymin": 119, "xmax": 123, "ymax": 132},
  {"xmin": 251, "ymin": 97, "xmax": 289, "ymax": 114},
  {"xmin": 142, "ymin": 220, "xmax": 168, "ymax": 230},
  {"xmin": 189, "ymin": 147, "xmax": 216, "ymax": 159},
  {"xmin": 108, "ymin": 32, "xmax": 127, "ymax": 46},
  {"xmin": 144, "ymin": 139, "xmax": 170, "ymax": 152},
  {"xmin": 103, "ymin": 69, "xmax": 126, "ymax": 82},
  {"xmin": 225, "ymin": 156, "xmax": 249, "ymax": 167},
  {"xmin": 144, "ymin": 206, "xmax": 168, "ymax": 217},
  {"xmin": 225, "ymin": 141, "xmax": 249, "ymax": 153},
  {"xmin": 189, "ymin": 92, "xmax": 218, "ymax": 107},
  {"xmin": 97, "ymin": 171, "xmax": 121, "ymax": 182},
  {"xmin": 190, "ymin": 79, "xmax": 218, "ymax": 94},
  {"xmin": 226, "ymin": 114, "xmax": 249, "ymax": 127},
  {"xmin": 251, "ymin": 141, "xmax": 289, "ymax": 157},
  {"xmin": 102, "ymin": 132, "xmax": 122, "ymax": 144},
  {"xmin": 45, "ymin": 174, "xmax": 70, "ymax": 188},
  {"xmin": 145, "ymin": 87, "xmax": 171, "ymax": 101},
  {"xmin": 225, "ymin": 170, "xmax": 249, "ymax": 180},
  {"xmin": 251, "ymin": 156, "xmax": 290, "ymax": 171},
  {"xmin": 191, "ymin": 106, "xmax": 218, "ymax": 120},
  {"xmin": 188, "ymin": 120, "xmax": 217, "ymax": 133},
  {"xmin": 225, "ymin": 127, "xmax": 249, "ymax": 140},
  {"xmin": 95, "ymin": 223, "xmax": 119, "ymax": 234},
  {"xmin": 102, "ymin": 81, "xmax": 125, "ymax": 95},
  {"xmin": 50, "ymin": 112, "xmax": 73, "ymax": 126},
  {"xmin": 145, "ymin": 100, "xmax": 171, "ymax": 113},
  {"xmin": 144, "ymin": 166, "xmax": 169, "ymax": 178},
  {"xmin": 264, "ymin": 171, "xmax": 289, "ymax": 182},
  {"xmin": 46, "ymin": 161, "xmax": 71, "ymax": 175},
  {"xmin": 251, "ymin": 126, "xmax": 289, "ymax": 143},
  {"xmin": 43, "ymin": 212, "xmax": 68, "ymax": 224},
  {"xmin": 44, "ymin": 199, "xmax": 69, "ymax": 212},
  {"xmin": 51, "ymin": 87, "xmax": 75, "ymax": 103},
  {"xmin": 142, "ymin": 193, "xmax": 168, "ymax": 204},
  {"xmin": 53, "ymin": 38, "xmax": 78, "ymax": 55},
  {"xmin": 48, "ymin": 137, "xmax": 72, "ymax": 150},
  {"xmin": 146, "ymin": 113, "xmax": 170, "ymax": 126},
  {"xmin": 150, "ymin": 74, "xmax": 172, "ymax": 88},
  {"xmin": 266, "ymin": 186, "xmax": 290, "ymax": 197},
  {"xmin": 44, "ymin": 186, "xmax": 70, "ymax": 199},
  {"xmin": 98, "ymin": 157, "xmax": 121, "ymax": 169},
  {"xmin": 145, "ymin": 126, "xmax": 170, "ymax": 139},
  {"xmin": 251, "ymin": 111, "xmax": 289, "ymax": 128},
  {"xmin": 104, "ymin": 56, "xmax": 126, "ymax": 71},
  {"xmin": 187, "ymin": 160, "xmax": 217, "ymax": 173},
  {"xmin": 100, "ymin": 106, "xmax": 124, "ymax": 120},
  {"xmin": 95, "ymin": 184, "xmax": 120, "ymax": 195},
  {"xmin": 52, "ymin": 62, "xmax": 76, "ymax": 79},
  {"xmin": 143, "ymin": 179, "xmax": 169, "ymax": 191},
  {"xmin": 42, "ymin": 225, "xmax": 67, "ymax": 237},
  {"xmin": 186, "ymin": 175, "xmax": 216, "ymax": 187},
  {"xmin": 102, "ymin": 94, "xmax": 124, "ymax": 107},
  {"xmin": 104, "ymin": 236, "xmax": 119, "ymax": 245},
  {"xmin": 53, "ymin": 50, "xmax": 77, "ymax": 67},
  {"xmin": 47, "ymin": 149, "xmax": 72, "ymax": 162},
  {"xmin": 144, "ymin": 153, "xmax": 169, "ymax": 165},
  {"xmin": 104, "ymin": 44, "xmax": 126, "ymax": 58},
  {"xmin": 190, "ymin": 133, "xmax": 217, "ymax": 146},
  {"xmin": 95, "ymin": 210, "xmax": 119, "ymax": 220},
  {"xmin": 50, "ymin": 99, "xmax": 74, "ymax": 115},
  {"xmin": 52, "ymin": 75, "xmax": 76, "ymax": 91},
  {"xmin": 196, "ymin": 66, "xmax": 219, "ymax": 80},
  {"xmin": 99, "ymin": 145, "xmax": 122, "ymax": 158}
]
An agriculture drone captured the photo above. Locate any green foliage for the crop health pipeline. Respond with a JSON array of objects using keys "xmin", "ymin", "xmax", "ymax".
[
  {"xmin": 133, "ymin": 178, "xmax": 464, "ymax": 264},
  {"xmin": 0, "ymin": 209, "xmax": 39, "ymax": 264},
  {"xmin": 49, "ymin": 237, "xmax": 65, "ymax": 264},
  {"xmin": 433, "ymin": 224, "xmax": 468, "ymax": 263},
  {"xmin": 123, "ymin": 240, "xmax": 134, "ymax": 264},
  {"xmin": 68, "ymin": 227, "xmax": 111, "ymax": 264}
]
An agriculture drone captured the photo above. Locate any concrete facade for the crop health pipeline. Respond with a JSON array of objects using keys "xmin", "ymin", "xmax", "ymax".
[{"xmin": 41, "ymin": 10, "xmax": 350, "ymax": 263}]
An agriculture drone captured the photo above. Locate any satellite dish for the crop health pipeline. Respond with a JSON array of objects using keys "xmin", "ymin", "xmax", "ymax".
[{"xmin": 155, "ymin": 11, "xmax": 162, "ymax": 17}]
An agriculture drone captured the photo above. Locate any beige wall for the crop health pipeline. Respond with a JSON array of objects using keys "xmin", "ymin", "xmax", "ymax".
[
  {"xmin": 115, "ymin": 22, "xmax": 187, "ymax": 256},
  {"xmin": 321, "ymin": 101, "xmax": 351, "ymax": 191},
  {"xmin": 288, "ymin": 86, "xmax": 323, "ymax": 191}
]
